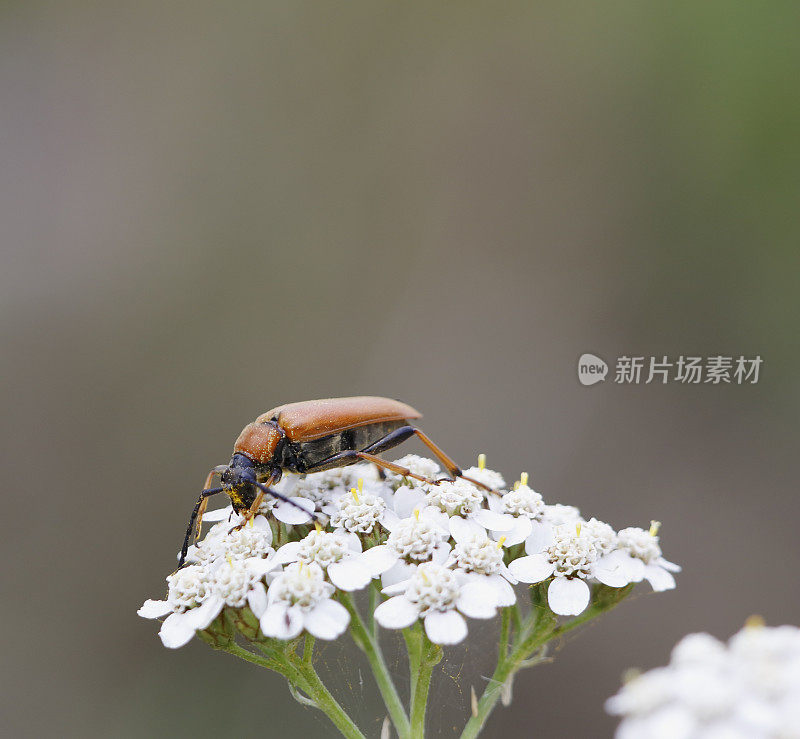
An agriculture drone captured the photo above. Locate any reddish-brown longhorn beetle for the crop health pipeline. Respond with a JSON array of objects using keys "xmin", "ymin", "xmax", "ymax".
[{"xmin": 178, "ymin": 396, "xmax": 495, "ymax": 567}]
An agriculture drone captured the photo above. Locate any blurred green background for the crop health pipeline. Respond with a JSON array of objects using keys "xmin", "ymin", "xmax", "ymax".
[{"xmin": 2, "ymin": 2, "xmax": 799, "ymax": 737}]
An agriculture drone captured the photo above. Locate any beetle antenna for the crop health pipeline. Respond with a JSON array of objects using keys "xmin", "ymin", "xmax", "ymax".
[
  {"xmin": 254, "ymin": 481, "xmax": 316, "ymax": 521},
  {"xmin": 178, "ymin": 487, "xmax": 225, "ymax": 568}
]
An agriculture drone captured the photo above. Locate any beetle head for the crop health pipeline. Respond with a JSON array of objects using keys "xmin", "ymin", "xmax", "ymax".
[{"xmin": 220, "ymin": 453, "xmax": 257, "ymax": 491}]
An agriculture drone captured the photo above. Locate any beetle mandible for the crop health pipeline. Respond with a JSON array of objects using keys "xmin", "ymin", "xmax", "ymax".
[{"xmin": 178, "ymin": 396, "xmax": 496, "ymax": 567}]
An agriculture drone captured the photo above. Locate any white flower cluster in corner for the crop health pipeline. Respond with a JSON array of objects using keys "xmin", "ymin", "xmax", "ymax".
[
  {"xmin": 607, "ymin": 621, "xmax": 800, "ymax": 739},
  {"xmin": 139, "ymin": 458, "xmax": 679, "ymax": 648}
]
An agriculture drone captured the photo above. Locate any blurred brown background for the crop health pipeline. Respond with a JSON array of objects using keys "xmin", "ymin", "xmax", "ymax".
[{"xmin": 2, "ymin": 2, "xmax": 799, "ymax": 737}]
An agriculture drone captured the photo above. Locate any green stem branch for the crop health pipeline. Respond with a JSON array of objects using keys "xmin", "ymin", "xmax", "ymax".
[
  {"xmin": 303, "ymin": 634, "xmax": 315, "ymax": 665},
  {"xmin": 460, "ymin": 584, "xmax": 634, "ymax": 739},
  {"xmin": 409, "ymin": 634, "xmax": 441, "ymax": 738},
  {"xmin": 295, "ymin": 659, "xmax": 367, "ymax": 739},
  {"xmin": 342, "ymin": 593, "xmax": 411, "ymax": 739},
  {"xmin": 402, "ymin": 624, "xmax": 423, "ymax": 710},
  {"xmin": 218, "ymin": 637, "xmax": 365, "ymax": 739}
]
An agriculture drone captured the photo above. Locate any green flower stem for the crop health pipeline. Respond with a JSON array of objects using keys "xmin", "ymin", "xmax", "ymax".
[
  {"xmin": 217, "ymin": 639, "xmax": 290, "ymax": 676},
  {"xmin": 303, "ymin": 634, "xmax": 315, "ymax": 665},
  {"xmin": 294, "ymin": 658, "xmax": 367, "ymax": 739},
  {"xmin": 214, "ymin": 633, "xmax": 365, "ymax": 739},
  {"xmin": 341, "ymin": 592, "xmax": 411, "ymax": 739},
  {"xmin": 498, "ymin": 608, "xmax": 511, "ymax": 664},
  {"xmin": 460, "ymin": 584, "xmax": 635, "ymax": 739},
  {"xmin": 510, "ymin": 602, "xmax": 523, "ymax": 633},
  {"xmin": 409, "ymin": 633, "xmax": 442, "ymax": 737},
  {"xmin": 368, "ymin": 583, "xmax": 379, "ymax": 640},
  {"xmin": 402, "ymin": 623, "xmax": 423, "ymax": 707},
  {"xmin": 459, "ymin": 617, "xmax": 553, "ymax": 739},
  {"xmin": 460, "ymin": 651, "xmax": 519, "ymax": 739}
]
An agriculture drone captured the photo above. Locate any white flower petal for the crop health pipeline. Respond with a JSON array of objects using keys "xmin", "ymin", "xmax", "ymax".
[
  {"xmin": 431, "ymin": 542, "xmax": 452, "ymax": 565},
  {"xmin": 274, "ymin": 497, "xmax": 315, "ymax": 524},
  {"xmin": 457, "ymin": 582, "xmax": 498, "ymax": 620},
  {"xmin": 138, "ymin": 599, "xmax": 172, "ymax": 619},
  {"xmin": 498, "ymin": 563, "xmax": 517, "ymax": 585},
  {"xmin": 449, "ymin": 516, "xmax": 485, "ymax": 542},
  {"xmin": 659, "ymin": 558, "xmax": 682, "ymax": 573},
  {"xmin": 251, "ymin": 515, "xmax": 272, "ymax": 532},
  {"xmin": 424, "ymin": 610, "xmax": 468, "ymax": 644},
  {"xmin": 247, "ymin": 582, "xmax": 268, "ymax": 618},
  {"xmin": 374, "ymin": 596, "xmax": 418, "ymax": 629},
  {"xmin": 547, "ymin": 576, "xmax": 590, "ymax": 616},
  {"xmin": 593, "ymin": 551, "xmax": 632, "ymax": 588},
  {"xmin": 159, "ymin": 612, "xmax": 198, "ymax": 649},
  {"xmin": 497, "ymin": 516, "xmax": 532, "ymax": 546},
  {"xmin": 486, "ymin": 495, "xmax": 503, "ymax": 514},
  {"xmin": 187, "ymin": 595, "xmax": 224, "ymax": 631},
  {"xmin": 304, "ymin": 599, "xmax": 350, "ymax": 640},
  {"xmin": 344, "ymin": 532, "xmax": 363, "ymax": 553},
  {"xmin": 422, "ymin": 506, "xmax": 450, "ymax": 534},
  {"xmin": 381, "ymin": 559, "xmax": 416, "ymax": 588},
  {"xmin": 260, "ymin": 603, "xmax": 304, "ymax": 640},
  {"xmin": 524, "ymin": 521, "xmax": 554, "ymax": 554},
  {"xmin": 472, "ymin": 509, "xmax": 515, "ymax": 532},
  {"xmin": 265, "ymin": 569, "xmax": 281, "ymax": 586},
  {"xmin": 381, "ymin": 580, "xmax": 409, "ymax": 597},
  {"xmin": 394, "ymin": 486, "xmax": 426, "ymax": 518},
  {"xmin": 643, "ymin": 564, "xmax": 676, "ymax": 592},
  {"xmin": 620, "ymin": 553, "xmax": 646, "ymax": 582},
  {"xmin": 507, "ymin": 553, "xmax": 555, "ymax": 584},
  {"xmin": 246, "ymin": 556, "xmax": 280, "ymax": 578},
  {"xmin": 202, "ymin": 506, "xmax": 234, "ymax": 522},
  {"xmin": 359, "ymin": 545, "xmax": 398, "ymax": 576},
  {"xmin": 274, "ymin": 541, "xmax": 302, "ymax": 565},
  {"xmin": 486, "ymin": 574, "xmax": 517, "ymax": 606},
  {"xmin": 379, "ymin": 510, "xmax": 400, "ymax": 532},
  {"xmin": 328, "ymin": 560, "xmax": 372, "ymax": 591}
]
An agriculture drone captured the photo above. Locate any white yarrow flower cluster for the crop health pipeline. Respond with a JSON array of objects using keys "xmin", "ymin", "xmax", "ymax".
[
  {"xmin": 607, "ymin": 622, "xmax": 800, "ymax": 739},
  {"xmin": 260, "ymin": 562, "xmax": 350, "ymax": 640},
  {"xmin": 140, "ymin": 455, "xmax": 678, "ymax": 648},
  {"xmin": 138, "ymin": 516, "xmax": 277, "ymax": 647},
  {"xmin": 384, "ymin": 454, "xmax": 442, "ymax": 487},
  {"xmin": 376, "ymin": 562, "xmax": 498, "ymax": 644},
  {"xmin": 330, "ymin": 490, "xmax": 386, "ymax": 534}
]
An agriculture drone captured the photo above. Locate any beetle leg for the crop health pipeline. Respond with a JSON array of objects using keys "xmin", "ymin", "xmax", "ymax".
[
  {"xmin": 303, "ymin": 446, "xmax": 439, "ymax": 486},
  {"xmin": 231, "ymin": 478, "xmax": 315, "ymax": 531},
  {"xmin": 195, "ymin": 496, "xmax": 210, "ymax": 539},
  {"xmin": 304, "ymin": 425, "xmax": 501, "ymax": 495},
  {"xmin": 194, "ymin": 466, "xmax": 229, "ymax": 539},
  {"xmin": 356, "ymin": 452, "xmax": 441, "ymax": 485},
  {"xmin": 204, "ymin": 465, "xmax": 228, "ymax": 490},
  {"xmin": 401, "ymin": 427, "xmax": 501, "ymax": 495},
  {"xmin": 230, "ymin": 490, "xmax": 266, "ymax": 532},
  {"xmin": 361, "ymin": 425, "xmax": 501, "ymax": 494}
]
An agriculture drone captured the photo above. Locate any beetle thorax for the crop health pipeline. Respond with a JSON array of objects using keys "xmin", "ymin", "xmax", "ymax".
[{"xmin": 233, "ymin": 421, "xmax": 283, "ymax": 465}]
